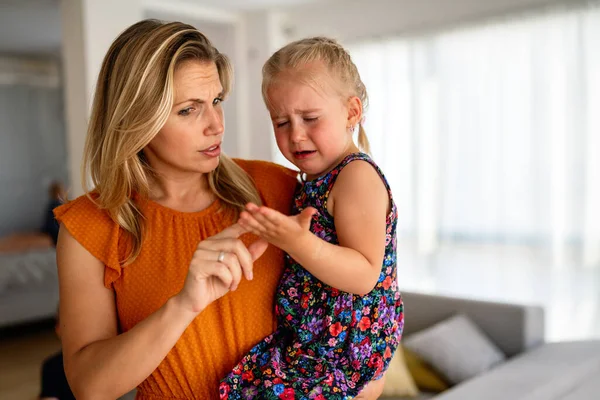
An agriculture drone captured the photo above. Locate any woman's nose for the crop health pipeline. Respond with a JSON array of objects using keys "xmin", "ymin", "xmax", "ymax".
[{"xmin": 205, "ymin": 106, "xmax": 224, "ymax": 136}]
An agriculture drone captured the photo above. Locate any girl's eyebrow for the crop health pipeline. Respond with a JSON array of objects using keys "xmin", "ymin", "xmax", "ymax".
[
  {"xmin": 271, "ymin": 108, "xmax": 321, "ymax": 119},
  {"xmin": 295, "ymin": 108, "xmax": 321, "ymax": 114}
]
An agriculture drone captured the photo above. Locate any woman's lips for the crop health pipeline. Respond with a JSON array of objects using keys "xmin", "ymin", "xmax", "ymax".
[{"xmin": 200, "ymin": 144, "xmax": 221, "ymax": 157}]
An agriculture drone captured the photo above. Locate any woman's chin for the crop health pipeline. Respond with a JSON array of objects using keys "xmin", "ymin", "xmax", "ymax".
[{"xmin": 196, "ymin": 156, "xmax": 221, "ymax": 173}]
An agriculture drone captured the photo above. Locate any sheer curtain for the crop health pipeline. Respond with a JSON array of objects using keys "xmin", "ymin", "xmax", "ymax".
[{"xmin": 348, "ymin": 3, "xmax": 600, "ymax": 270}]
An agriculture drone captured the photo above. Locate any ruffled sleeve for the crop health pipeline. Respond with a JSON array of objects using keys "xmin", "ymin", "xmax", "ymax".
[{"xmin": 54, "ymin": 195, "xmax": 123, "ymax": 289}]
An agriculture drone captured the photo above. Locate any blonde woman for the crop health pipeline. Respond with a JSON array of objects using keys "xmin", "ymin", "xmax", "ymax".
[
  {"xmin": 55, "ymin": 19, "xmax": 385, "ymax": 400},
  {"xmin": 54, "ymin": 19, "xmax": 297, "ymax": 400}
]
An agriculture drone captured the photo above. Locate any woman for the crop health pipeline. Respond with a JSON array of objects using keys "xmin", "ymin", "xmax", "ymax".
[{"xmin": 56, "ymin": 19, "xmax": 384, "ymax": 399}]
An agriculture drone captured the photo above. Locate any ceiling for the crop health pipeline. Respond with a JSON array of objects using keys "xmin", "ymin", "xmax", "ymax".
[
  {"xmin": 181, "ymin": 0, "xmax": 326, "ymax": 10},
  {"xmin": 0, "ymin": 0, "xmax": 328, "ymax": 56}
]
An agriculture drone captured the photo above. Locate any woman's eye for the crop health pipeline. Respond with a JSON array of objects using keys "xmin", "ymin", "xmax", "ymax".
[
  {"xmin": 276, "ymin": 121, "xmax": 289, "ymax": 128},
  {"xmin": 213, "ymin": 97, "xmax": 224, "ymax": 105},
  {"xmin": 178, "ymin": 107, "xmax": 194, "ymax": 116}
]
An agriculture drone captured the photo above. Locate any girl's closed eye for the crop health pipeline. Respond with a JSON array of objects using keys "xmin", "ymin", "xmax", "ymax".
[
  {"xmin": 304, "ymin": 116, "xmax": 318, "ymax": 123},
  {"xmin": 276, "ymin": 120, "xmax": 289, "ymax": 128}
]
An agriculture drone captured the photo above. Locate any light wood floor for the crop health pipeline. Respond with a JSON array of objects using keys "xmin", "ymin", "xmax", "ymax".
[{"xmin": 0, "ymin": 326, "xmax": 60, "ymax": 400}]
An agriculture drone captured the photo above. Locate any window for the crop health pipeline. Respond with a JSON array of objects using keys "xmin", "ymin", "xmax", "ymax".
[{"xmin": 348, "ymin": 4, "xmax": 600, "ymax": 270}]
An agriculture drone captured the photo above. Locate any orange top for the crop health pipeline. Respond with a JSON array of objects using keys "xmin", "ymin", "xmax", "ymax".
[{"xmin": 54, "ymin": 160, "xmax": 298, "ymax": 400}]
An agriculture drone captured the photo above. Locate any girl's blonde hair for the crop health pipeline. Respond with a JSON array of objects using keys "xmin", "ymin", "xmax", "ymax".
[
  {"xmin": 83, "ymin": 19, "xmax": 261, "ymax": 265},
  {"xmin": 262, "ymin": 36, "xmax": 370, "ymax": 153}
]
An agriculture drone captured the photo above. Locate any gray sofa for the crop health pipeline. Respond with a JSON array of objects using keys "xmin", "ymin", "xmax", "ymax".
[
  {"xmin": 0, "ymin": 248, "xmax": 59, "ymax": 328},
  {"xmin": 396, "ymin": 291, "xmax": 600, "ymax": 400}
]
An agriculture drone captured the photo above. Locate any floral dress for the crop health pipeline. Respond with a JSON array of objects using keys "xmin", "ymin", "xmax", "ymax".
[{"xmin": 220, "ymin": 153, "xmax": 404, "ymax": 400}]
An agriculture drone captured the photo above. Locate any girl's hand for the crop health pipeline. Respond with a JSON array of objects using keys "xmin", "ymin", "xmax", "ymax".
[
  {"xmin": 238, "ymin": 203, "xmax": 316, "ymax": 251},
  {"xmin": 175, "ymin": 223, "xmax": 268, "ymax": 315}
]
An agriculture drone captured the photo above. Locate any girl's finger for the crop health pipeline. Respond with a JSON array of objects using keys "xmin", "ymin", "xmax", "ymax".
[
  {"xmin": 245, "ymin": 202, "xmax": 261, "ymax": 213},
  {"xmin": 258, "ymin": 206, "xmax": 287, "ymax": 226},
  {"xmin": 240, "ymin": 211, "xmax": 268, "ymax": 235},
  {"xmin": 248, "ymin": 208, "xmax": 278, "ymax": 232}
]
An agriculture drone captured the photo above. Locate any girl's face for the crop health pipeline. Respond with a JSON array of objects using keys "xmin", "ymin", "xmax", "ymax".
[
  {"xmin": 266, "ymin": 70, "xmax": 360, "ymax": 180},
  {"xmin": 143, "ymin": 60, "xmax": 225, "ymax": 178}
]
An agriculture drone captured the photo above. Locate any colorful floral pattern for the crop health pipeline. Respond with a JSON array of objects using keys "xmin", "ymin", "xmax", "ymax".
[{"xmin": 220, "ymin": 153, "xmax": 403, "ymax": 399}]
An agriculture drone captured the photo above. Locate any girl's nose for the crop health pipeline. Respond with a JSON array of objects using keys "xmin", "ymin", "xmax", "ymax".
[{"xmin": 289, "ymin": 124, "xmax": 306, "ymax": 143}]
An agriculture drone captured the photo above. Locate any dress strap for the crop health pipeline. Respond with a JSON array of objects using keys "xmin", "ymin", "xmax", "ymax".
[{"xmin": 325, "ymin": 152, "xmax": 392, "ymax": 194}]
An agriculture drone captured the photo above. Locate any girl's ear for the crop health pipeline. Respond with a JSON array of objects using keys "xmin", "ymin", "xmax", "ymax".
[{"xmin": 346, "ymin": 96, "xmax": 363, "ymax": 129}]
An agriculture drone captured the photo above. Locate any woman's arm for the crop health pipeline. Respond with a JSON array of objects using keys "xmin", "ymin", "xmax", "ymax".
[
  {"xmin": 58, "ymin": 226, "xmax": 197, "ymax": 400},
  {"xmin": 57, "ymin": 223, "xmax": 266, "ymax": 400},
  {"xmin": 239, "ymin": 161, "xmax": 389, "ymax": 295}
]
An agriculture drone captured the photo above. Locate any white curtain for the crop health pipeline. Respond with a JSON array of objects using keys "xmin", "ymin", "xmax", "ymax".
[{"xmin": 348, "ymin": 3, "xmax": 600, "ymax": 270}]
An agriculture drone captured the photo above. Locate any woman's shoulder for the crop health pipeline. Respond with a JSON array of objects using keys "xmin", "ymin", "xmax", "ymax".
[
  {"xmin": 234, "ymin": 158, "xmax": 299, "ymax": 212},
  {"xmin": 54, "ymin": 193, "xmax": 114, "ymax": 228},
  {"xmin": 234, "ymin": 159, "xmax": 298, "ymax": 192},
  {"xmin": 54, "ymin": 194, "xmax": 123, "ymax": 287},
  {"xmin": 234, "ymin": 158, "xmax": 297, "ymax": 181}
]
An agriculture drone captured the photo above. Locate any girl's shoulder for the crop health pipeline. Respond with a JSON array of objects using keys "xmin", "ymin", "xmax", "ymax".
[
  {"xmin": 308, "ymin": 152, "xmax": 387, "ymax": 191},
  {"xmin": 326, "ymin": 153, "xmax": 395, "ymax": 217}
]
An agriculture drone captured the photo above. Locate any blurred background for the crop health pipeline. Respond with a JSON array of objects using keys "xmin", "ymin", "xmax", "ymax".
[{"xmin": 0, "ymin": 0, "xmax": 599, "ymax": 398}]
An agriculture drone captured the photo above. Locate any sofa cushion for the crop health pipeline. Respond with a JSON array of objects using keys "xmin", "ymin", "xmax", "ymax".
[
  {"xmin": 403, "ymin": 347, "xmax": 449, "ymax": 393},
  {"xmin": 403, "ymin": 314, "xmax": 505, "ymax": 384},
  {"xmin": 380, "ymin": 346, "xmax": 420, "ymax": 398},
  {"xmin": 433, "ymin": 340, "xmax": 600, "ymax": 400}
]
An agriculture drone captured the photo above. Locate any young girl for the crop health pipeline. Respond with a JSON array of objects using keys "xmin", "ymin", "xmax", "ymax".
[{"xmin": 220, "ymin": 37, "xmax": 404, "ymax": 400}]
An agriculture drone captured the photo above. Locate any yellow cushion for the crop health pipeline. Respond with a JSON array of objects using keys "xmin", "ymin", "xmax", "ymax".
[
  {"xmin": 381, "ymin": 346, "xmax": 420, "ymax": 398},
  {"xmin": 403, "ymin": 346, "xmax": 450, "ymax": 393}
]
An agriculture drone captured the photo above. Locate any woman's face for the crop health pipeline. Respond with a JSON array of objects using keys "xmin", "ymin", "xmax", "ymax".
[{"xmin": 143, "ymin": 60, "xmax": 225, "ymax": 178}]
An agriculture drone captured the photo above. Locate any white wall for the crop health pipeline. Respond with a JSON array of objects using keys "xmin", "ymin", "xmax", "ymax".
[
  {"xmin": 240, "ymin": 10, "xmax": 289, "ymax": 162},
  {"xmin": 61, "ymin": 0, "xmax": 143, "ymax": 196}
]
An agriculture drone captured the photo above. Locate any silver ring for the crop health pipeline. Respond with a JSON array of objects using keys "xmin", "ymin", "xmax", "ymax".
[{"xmin": 217, "ymin": 251, "xmax": 226, "ymax": 263}]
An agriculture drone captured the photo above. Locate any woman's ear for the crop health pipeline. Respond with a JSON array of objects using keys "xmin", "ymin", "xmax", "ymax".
[{"xmin": 346, "ymin": 96, "xmax": 363, "ymax": 129}]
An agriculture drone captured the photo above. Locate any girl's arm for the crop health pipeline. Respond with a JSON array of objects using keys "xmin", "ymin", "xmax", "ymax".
[
  {"xmin": 57, "ymin": 223, "xmax": 264, "ymax": 400},
  {"xmin": 240, "ymin": 161, "xmax": 389, "ymax": 295}
]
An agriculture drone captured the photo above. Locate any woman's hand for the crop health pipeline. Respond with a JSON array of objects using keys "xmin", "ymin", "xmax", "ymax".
[
  {"xmin": 175, "ymin": 223, "xmax": 269, "ymax": 314},
  {"xmin": 238, "ymin": 202, "xmax": 316, "ymax": 253}
]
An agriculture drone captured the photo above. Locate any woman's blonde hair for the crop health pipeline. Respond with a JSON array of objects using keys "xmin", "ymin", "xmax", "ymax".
[
  {"xmin": 83, "ymin": 19, "xmax": 261, "ymax": 265},
  {"xmin": 262, "ymin": 36, "xmax": 370, "ymax": 153}
]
